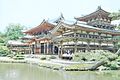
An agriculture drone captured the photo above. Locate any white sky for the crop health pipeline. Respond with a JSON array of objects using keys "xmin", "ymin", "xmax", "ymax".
[{"xmin": 0, "ymin": 0, "xmax": 120, "ymax": 32}]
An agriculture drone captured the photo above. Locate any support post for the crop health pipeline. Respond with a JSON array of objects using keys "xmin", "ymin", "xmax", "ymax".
[
  {"xmin": 87, "ymin": 32, "xmax": 90, "ymax": 52},
  {"xmin": 44, "ymin": 43, "xmax": 46, "ymax": 54},
  {"xmin": 98, "ymin": 33, "xmax": 101, "ymax": 50},
  {"xmin": 47, "ymin": 42, "xmax": 49, "ymax": 54},
  {"xmin": 60, "ymin": 41, "xmax": 63, "ymax": 58},
  {"xmin": 52, "ymin": 42, "xmax": 54, "ymax": 54},
  {"xmin": 112, "ymin": 35, "xmax": 116, "ymax": 53},
  {"xmin": 39, "ymin": 41, "xmax": 41, "ymax": 54},
  {"xmin": 73, "ymin": 28, "xmax": 77, "ymax": 54}
]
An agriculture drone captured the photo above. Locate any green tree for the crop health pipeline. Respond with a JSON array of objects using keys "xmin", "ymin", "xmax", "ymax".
[
  {"xmin": 110, "ymin": 10, "xmax": 120, "ymax": 20},
  {"xmin": 109, "ymin": 10, "xmax": 120, "ymax": 50},
  {"xmin": 5, "ymin": 24, "xmax": 25, "ymax": 41}
]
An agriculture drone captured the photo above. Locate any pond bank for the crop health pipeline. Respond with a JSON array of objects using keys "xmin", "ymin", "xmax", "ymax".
[{"xmin": 0, "ymin": 57, "xmax": 117, "ymax": 71}]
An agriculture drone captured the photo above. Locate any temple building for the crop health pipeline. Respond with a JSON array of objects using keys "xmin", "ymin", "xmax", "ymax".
[
  {"xmin": 7, "ymin": 40, "xmax": 30, "ymax": 54},
  {"xmin": 23, "ymin": 7, "xmax": 120, "ymax": 56}
]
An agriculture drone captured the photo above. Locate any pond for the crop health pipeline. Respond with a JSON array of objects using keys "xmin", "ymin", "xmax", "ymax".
[{"xmin": 0, "ymin": 63, "xmax": 120, "ymax": 80}]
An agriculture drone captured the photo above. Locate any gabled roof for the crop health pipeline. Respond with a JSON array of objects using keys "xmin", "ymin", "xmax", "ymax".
[
  {"xmin": 21, "ymin": 35, "xmax": 35, "ymax": 40},
  {"xmin": 7, "ymin": 40, "xmax": 28, "ymax": 46},
  {"xmin": 50, "ymin": 21, "xmax": 76, "ymax": 35},
  {"xmin": 54, "ymin": 13, "xmax": 65, "ymax": 23},
  {"xmin": 51, "ymin": 20, "xmax": 120, "ymax": 36},
  {"xmin": 75, "ymin": 6, "xmax": 111, "ymax": 22},
  {"xmin": 76, "ymin": 22, "xmax": 120, "ymax": 35},
  {"xmin": 24, "ymin": 19, "xmax": 55, "ymax": 35}
]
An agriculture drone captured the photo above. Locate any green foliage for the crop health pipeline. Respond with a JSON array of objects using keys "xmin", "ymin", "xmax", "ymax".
[
  {"xmin": 81, "ymin": 57, "xmax": 88, "ymax": 61},
  {"xmin": 13, "ymin": 54, "xmax": 25, "ymax": 60},
  {"xmin": 0, "ymin": 37, "xmax": 4, "ymax": 43},
  {"xmin": 49, "ymin": 55, "xmax": 56, "ymax": 59},
  {"xmin": 108, "ymin": 61, "xmax": 119, "ymax": 70},
  {"xmin": 40, "ymin": 56, "xmax": 46, "ymax": 60},
  {"xmin": 5, "ymin": 24, "xmax": 25, "ymax": 41},
  {"xmin": 73, "ymin": 50, "xmax": 120, "ymax": 70},
  {"xmin": 109, "ymin": 10, "xmax": 120, "ymax": 20},
  {"xmin": 116, "ymin": 56, "xmax": 120, "ymax": 62},
  {"xmin": 73, "ymin": 50, "xmax": 117, "ymax": 62},
  {"xmin": 107, "ymin": 54, "xmax": 118, "ymax": 61},
  {"xmin": 0, "ymin": 46, "xmax": 10, "ymax": 56},
  {"xmin": 7, "ymin": 54, "xmax": 15, "ymax": 58}
]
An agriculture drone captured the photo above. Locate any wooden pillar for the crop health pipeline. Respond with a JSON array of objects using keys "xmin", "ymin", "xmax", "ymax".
[
  {"xmin": 44, "ymin": 42, "xmax": 46, "ymax": 54},
  {"xmin": 30, "ymin": 44, "xmax": 32, "ymax": 54},
  {"xmin": 87, "ymin": 40, "xmax": 90, "ymax": 52},
  {"xmin": 39, "ymin": 41, "xmax": 41, "ymax": 54},
  {"xmin": 46, "ymin": 42, "xmax": 49, "ymax": 54},
  {"xmin": 58, "ymin": 44, "xmax": 60, "ymax": 57},
  {"xmin": 28, "ymin": 44, "xmax": 31, "ymax": 54},
  {"xmin": 74, "ymin": 40, "xmax": 77, "ymax": 54},
  {"xmin": 31, "ymin": 44, "xmax": 34, "ymax": 54},
  {"xmin": 52, "ymin": 42, "xmax": 54, "ymax": 54},
  {"xmin": 98, "ymin": 33, "xmax": 101, "ymax": 50},
  {"xmin": 34, "ymin": 41, "xmax": 37, "ymax": 54},
  {"xmin": 106, "ymin": 34, "xmax": 108, "ymax": 48},
  {"xmin": 82, "ymin": 39, "xmax": 83, "ymax": 52},
  {"xmin": 60, "ymin": 40, "xmax": 63, "ymax": 58},
  {"xmin": 73, "ymin": 28, "xmax": 77, "ymax": 54},
  {"xmin": 112, "ymin": 35, "xmax": 116, "ymax": 53},
  {"xmin": 87, "ymin": 32, "xmax": 90, "ymax": 51}
]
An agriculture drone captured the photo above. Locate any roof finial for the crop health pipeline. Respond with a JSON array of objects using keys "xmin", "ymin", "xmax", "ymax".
[
  {"xmin": 60, "ymin": 12, "xmax": 64, "ymax": 20},
  {"xmin": 97, "ymin": 6, "xmax": 102, "ymax": 10},
  {"xmin": 54, "ymin": 13, "xmax": 65, "ymax": 23}
]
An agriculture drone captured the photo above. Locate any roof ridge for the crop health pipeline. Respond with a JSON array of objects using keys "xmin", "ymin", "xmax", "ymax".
[{"xmin": 75, "ymin": 6, "xmax": 110, "ymax": 21}]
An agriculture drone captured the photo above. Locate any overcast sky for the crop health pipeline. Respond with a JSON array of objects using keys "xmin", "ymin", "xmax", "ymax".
[{"xmin": 0, "ymin": 0, "xmax": 120, "ymax": 32}]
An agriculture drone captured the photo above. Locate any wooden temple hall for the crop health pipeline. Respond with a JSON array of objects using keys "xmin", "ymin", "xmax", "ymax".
[{"xmin": 23, "ymin": 6, "xmax": 120, "ymax": 55}]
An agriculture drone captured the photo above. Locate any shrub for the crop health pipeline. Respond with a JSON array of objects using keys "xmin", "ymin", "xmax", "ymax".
[
  {"xmin": 116, "ymin": 56, "xmax": 120, "ymax": 62},
  {"xmin": 104, "ymin": 61, "xmax": 119, "ymax": 70},
  {"xmin": 81, "ymin": 57, "xmax": 87, "ymax": 61},
  {"xmin": 13, "ymin": 54, "xmax": 25, "ymax": 60},
  {"xmin": 90, "ymin": 58, "xmax": 96, "ymax": 61},
  {"xmin": 73, "ymin": 50, "xmax": 118, "ymax": 62},
  {"xmin": 109, "ymin": 61, "xmax": 119, "ymax": 70},
  {"xmin": 40, "ymin": 57, "xmax": 46, "ymax": 60},
  {"xmin": 13, "ymin": 57, "xmax": 24, "ymax": 60},
  {"xmin": 75, "ymin": 54, "xmax": 79, "ymax": 57},
  {"xmin": 107, "ymin": 54, "xmax": 118, "ymax": 61},
  {"xmin": 0, "ymin": 46, "xmax": 10, "ymax": 56},
  {"xmin": 7, "ymin": 54, "xmax": 15, "ymax": 58},
  {"xmin": 103, "ymin": 61, "xmax": 111, "ymax": 67},
  {"xmin": 49, "ymin": 56, "xmax": 56, "ymax": 59}
]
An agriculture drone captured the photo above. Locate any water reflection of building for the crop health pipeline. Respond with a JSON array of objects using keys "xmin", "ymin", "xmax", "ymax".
[{"xmin": 8, "ymin": 7, "xmax": 120, "ymax": 55}]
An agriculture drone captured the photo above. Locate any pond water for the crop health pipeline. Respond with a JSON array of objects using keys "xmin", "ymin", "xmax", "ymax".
[{"xmin": 0, "ymin": 63, "xmax": 120, "ymax": 80}]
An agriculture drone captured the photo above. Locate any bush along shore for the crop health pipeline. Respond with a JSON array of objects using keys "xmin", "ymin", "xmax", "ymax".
[{"xmin": 0, "ymin": 50, "xmax": 120, "ymax": 71}]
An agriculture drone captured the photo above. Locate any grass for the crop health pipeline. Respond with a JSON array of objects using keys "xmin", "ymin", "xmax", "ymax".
[
  {"xmin": 38, "ymin": 61, "xmax": 63, "ymax": 70},
  {"xmin": 65, "ymin": 64, "xmax": 93, "ymax": 70}
]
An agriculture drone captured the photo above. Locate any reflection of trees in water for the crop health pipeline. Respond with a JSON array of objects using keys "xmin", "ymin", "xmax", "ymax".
[
  {"xmin": 59, "ymin": 71, "xmax": 92, "ymax": 80},
  {"xmin": 0, "ymin": 63, "xmax": 120, "ymax": 80},
  {"xmin": 58, "ymin": 70, "xmax": 120, "ymax": 80},
  {"xmin": 5, "ymin": 69, "xmax": 20, "ymax": 79},
  {"xmin": 40, "ymin": 68, "xmax": 64, "ymax": 80},
  {"xmin": 95, "ymin": 71, "xmax": 120, "ymax": 80}
]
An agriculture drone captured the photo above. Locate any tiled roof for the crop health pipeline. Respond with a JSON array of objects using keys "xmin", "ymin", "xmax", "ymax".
[
  {"xmin": 75, "ymin": 6, "xmax": 111, "ymax": 21},
  {"xmin": 24, "ymin": 20, "xmax": 55, "ymax": 35}
]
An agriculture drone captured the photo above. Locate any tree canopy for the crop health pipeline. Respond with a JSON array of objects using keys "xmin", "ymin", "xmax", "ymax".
[
  {"xmin": 0, "ymin": 23, "xmax": 26, "ymax": 56},
  {"xmin": 110, "ymin": 10, "xmax": 120, "ymax": 20},
  {"xmin": 5, "ymin": 24, "xmax": 25, "ymax": 40}
]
